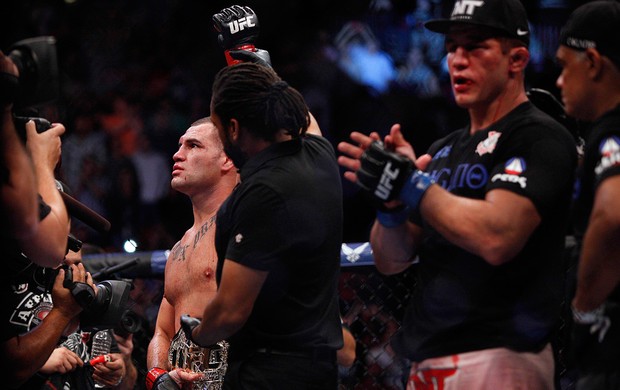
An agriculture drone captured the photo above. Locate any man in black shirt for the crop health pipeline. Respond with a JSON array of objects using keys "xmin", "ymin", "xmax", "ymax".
[
  {"xmin": 338, "ymin": 0, "xmax": 577, "ymax": 388},
  {"xmin": 555, "ymin": 1, "xmax": 620, "ymax": 388},
  {"xmin": 182, "ymin": 62, "xmax": 344, "ymax": 389}
]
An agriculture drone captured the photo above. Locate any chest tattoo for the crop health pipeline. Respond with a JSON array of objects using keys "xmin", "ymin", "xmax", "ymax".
[
  {"xmin": 171, "ymin": 243, "xmax": 189, "ymax": 262},
  {"xmin": 193, "ymin": 216, "xmax": 216, "ymax": 249}
]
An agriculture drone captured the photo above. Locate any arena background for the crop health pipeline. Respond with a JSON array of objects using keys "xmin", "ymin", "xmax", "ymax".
[{"xmin": 2, "ymin": 0, "xmax": 589, "ymax": 388}]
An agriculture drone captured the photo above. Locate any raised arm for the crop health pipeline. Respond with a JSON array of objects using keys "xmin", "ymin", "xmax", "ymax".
[{"xmin": 22, "ymin": 121, "xmax": 69, "ymax": 267}]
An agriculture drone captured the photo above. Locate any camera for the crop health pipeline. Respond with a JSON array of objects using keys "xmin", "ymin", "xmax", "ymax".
[
  {"xmin": 4, "ymin": 36, "xmax": 59, "ymax": 141},
  {"xmin": 7, "ymin": 36, "xmax": 59, "ymax": 110},
  {"xmin": 62, "ymin": 264, "xmax": 135, "ymax": 332}
]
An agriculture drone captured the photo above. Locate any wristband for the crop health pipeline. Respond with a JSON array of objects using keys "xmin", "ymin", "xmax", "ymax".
[
  {"xmin": 399, "ymin": 170, "xmax": 434, "ymax": 210},
  {"xmin": 376, "ymin": 206, "xmax": 410, "ymax": 228},
  {"xmin": 572, "ymin": 304, "xmax": 605, "ymax": 324},
  {"xmin": 146, "ymin": 367, "xmax": 167, "ymax": 390}
]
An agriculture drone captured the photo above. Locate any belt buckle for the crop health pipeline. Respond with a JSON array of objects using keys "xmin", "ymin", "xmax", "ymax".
[{"xmin": 168, "ymin": 329, "xmax": 229, "ymax": 389}]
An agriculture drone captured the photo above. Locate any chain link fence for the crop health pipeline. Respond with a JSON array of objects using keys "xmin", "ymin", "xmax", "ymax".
[{"xmin": 91, "ymin": 242, "xmax": 577, "ymax": 389}]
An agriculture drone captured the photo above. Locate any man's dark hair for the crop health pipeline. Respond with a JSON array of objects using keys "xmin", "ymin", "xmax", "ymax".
[{"xmin": 211, "ymin": 62, "xmax": 309, "ymax": 141}]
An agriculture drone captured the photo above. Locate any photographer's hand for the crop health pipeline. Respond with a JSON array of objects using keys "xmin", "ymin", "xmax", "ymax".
[
  {"xmin": 2, "ymin": 264, "xmax": 90, "ymax": 388},
  {"xmin": 39, "ymin": 346, "xmax": 83, "ymax": 374},
  {"xmin": 92, "ymin": 353, "xmax": 126, "ymax": 388},
  {"xmin": 52, "ymin": 264, "xmax": 90, "ymax": 321}
]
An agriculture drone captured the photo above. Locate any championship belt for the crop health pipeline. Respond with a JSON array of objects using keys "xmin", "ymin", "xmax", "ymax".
[{"xmin": 168, "ymin": 328, "xmax": 229, "ymax": 390}]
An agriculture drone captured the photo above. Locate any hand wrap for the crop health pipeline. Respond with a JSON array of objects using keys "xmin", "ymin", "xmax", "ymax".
[
  {"xmin": 376, "ymin": 205, "xmax": 410, "ymax": 228},
  {"xmin": 228, "ymin": 48, "xmax": 272, "ymax": 67},
  {"xmin": 146, "ymin": 368, "xmax": 179, "ymax": 390},
  {"xmin": 572, "ymin": 304, "xmax": 611, "ymax": 343}
]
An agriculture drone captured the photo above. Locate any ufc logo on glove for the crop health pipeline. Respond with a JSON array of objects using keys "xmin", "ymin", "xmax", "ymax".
[
  {"xmin": 229, "ymin": 16, "xmax": 256, "ymax": 34},
  {"xmin": 375, "ymin": 162, "xmax": 400, "ymax": 201}
]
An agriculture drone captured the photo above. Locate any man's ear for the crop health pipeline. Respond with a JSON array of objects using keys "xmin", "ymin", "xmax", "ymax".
[
  {"xmin": 585, "ymin": 48, "xmax": 604, "ymax": 80},
  {"xmin": 508, "ymin": 47, "xmax": 530, "ymax": 74},
  {"xmin": 221, "ymin": 154, "xmax": 235, "ymax": 172},
  {"xmin": 228, "ymin": 118, "xmax": 240, "ymax": 142}
]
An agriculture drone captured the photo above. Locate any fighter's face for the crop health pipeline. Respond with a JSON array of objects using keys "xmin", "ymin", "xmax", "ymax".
[
  {"xmin": 445, "ymin": 27, "xmax": 512, "ymax": 110},
  {"xmin": 171, "ymin": 122, "xmax": 227, "ymax": 195},
  {"xmin": 556, "ymin": 45, "xmax": 595, "ymax": 121}
]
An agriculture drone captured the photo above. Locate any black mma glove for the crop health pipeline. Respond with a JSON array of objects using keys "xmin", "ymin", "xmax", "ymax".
[
  {"xmin": 357, "ymin": 141, "xmax": 434, "ymax": 209},
  {"xmin": 145, "ymin": 368, "xmax": 180, "ymax": 390},
  {"xmin": 229, "ymin": 48, "xmax": 272, "ymax": 67},
  {"xmin": 180, "ymin": 314, "xmax": 201, "ymax": 345},
  {"xmin": 213, "ymin": 5, "xmax": 260, "ymax": 65}
]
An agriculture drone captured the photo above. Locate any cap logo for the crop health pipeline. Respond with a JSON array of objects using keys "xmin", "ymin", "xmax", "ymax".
[
  {"xmin": 452, "ymin": 0, "xmax": 485, "ymax": 17},
  {"xmin": 566, "ymin": 37, "xmax": 596, "ymax": 50}
]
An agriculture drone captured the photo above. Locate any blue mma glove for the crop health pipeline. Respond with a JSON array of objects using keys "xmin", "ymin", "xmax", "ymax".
[{"xmin": 357, "ymin": 141, "xmax": 433, "ymax": 209}]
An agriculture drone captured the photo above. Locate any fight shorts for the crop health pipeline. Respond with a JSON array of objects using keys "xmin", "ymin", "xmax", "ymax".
[{"xmin": 168, "ymin": 328, "xmax": 229, "ymax": 390}]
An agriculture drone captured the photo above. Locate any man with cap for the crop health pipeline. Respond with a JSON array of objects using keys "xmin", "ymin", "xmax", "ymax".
[
  {"xmin": 337, "ymin": 0, "xmax": 577, "ymax": 388},
  {"xmin": 555, "ymin": 1, "xmax": 620, "ymax": 388}
]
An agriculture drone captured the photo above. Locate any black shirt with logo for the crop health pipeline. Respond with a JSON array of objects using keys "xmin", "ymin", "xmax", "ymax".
[{"xmin": 395, "ymin": 102, "xmax": 577, "ymax": 361}]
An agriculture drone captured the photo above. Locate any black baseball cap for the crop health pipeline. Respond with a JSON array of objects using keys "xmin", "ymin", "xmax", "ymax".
[
  {"xmin": 559, "ymin": 0, "xmax": 620, "ymax": 69},
  {"xmin": 425, "ymin": 0, "xmax": 530, "ymax": 46}
]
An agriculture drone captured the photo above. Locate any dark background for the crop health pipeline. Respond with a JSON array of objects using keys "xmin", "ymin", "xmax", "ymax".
[{"xmin": 1, "ymin": 0, "xmax": 590, "ymax": 249}]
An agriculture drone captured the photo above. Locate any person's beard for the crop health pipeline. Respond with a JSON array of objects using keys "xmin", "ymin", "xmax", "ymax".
[{"xmin": 222, "ymin": 130, "xmax": 248, "ymax": 170}]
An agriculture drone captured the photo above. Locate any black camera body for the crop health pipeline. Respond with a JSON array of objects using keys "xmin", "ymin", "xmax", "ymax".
[
  {"xmin": 62, "ymin": 265, "xmax": 135, "ymax": 332},
  {"xmin": 12, "ymin": 116, "xmax": 52, "ymax": 143},
  {"xmin": 7, "ymin": 36, "xmax": 59, "ymax": 109},
  {"xmin": 5, "ymin": 36, "xmax": 59, "ymax": 141}
]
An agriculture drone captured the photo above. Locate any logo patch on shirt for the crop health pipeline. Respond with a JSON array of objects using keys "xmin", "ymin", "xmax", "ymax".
[
  {"xmin": 235, "ymin": 233, "xmax": 243, "ymax": 244},
  {"xmin": 13, "ymin": 283, "xmax": 28, "ymax": 294},
  {"xmin": 9, "ymin": 292, "xmax": 53, "ymax": 331},
  {"xmin": 341, "ymin": 242, "xmax": 370, "ymax": 263},
  {"xmin": 595, "ymin": 136, "xmax": 620, "ymax": 176},
  {"xmin": 491, "ymin": 157, "xmax": 528, "ymax": 188},
  {"xmin": 476, "ymin": 131, "xmax": 501, "ymax": 156},
  {"xmin": 434, "ymin": 145, "xmax": 452, "ymax": 159}
]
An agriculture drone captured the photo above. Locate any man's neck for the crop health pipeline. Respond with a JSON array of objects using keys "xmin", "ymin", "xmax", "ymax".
[
  {"xmin": 242, "ymin": 129, "xmax": 293, "ymax": 157},
  {"xmin": 190, "ymin": 180, "xmax": 237, "ymax": 224},
  {"xmin": 469, "ymin": 89, "xmax": 528, "ymax": 133}
]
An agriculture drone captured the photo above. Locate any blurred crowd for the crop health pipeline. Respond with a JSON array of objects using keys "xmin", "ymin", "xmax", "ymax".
[{"xmin": 2, "ymin": 0, "xmax": 575, "ymax": 250}]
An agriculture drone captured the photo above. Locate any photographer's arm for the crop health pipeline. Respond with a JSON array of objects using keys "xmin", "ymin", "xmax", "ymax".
[
  {"xmin": 0, "ymin": 52, "xmax": 38, "ymax": 239},
  {"xmin": 22, "ymin": 121, "xmax": 69, "ymax": 267},
  {"xmin": 1, "ymin": 107, "xmax": 38, "ymax": 239},
  {"xmin": 1, "ymin": 266, "xmax": 86, "ymax": 387}
]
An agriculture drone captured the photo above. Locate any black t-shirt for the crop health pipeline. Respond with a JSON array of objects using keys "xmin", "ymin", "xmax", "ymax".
[
  {"xmin": 394, "ymin": 102, "xmax": 577, "ymax": 361},
  {"xmin": 2, "ymin": 261, "xmax": 121, "ymax": 389},
  {"xmin": 572, "ymin": 104, "xmax": 620, "ymax": 303},
  {"xmin": 215, "ymin": 135, "xmax": 344, "ymax": 356}
]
